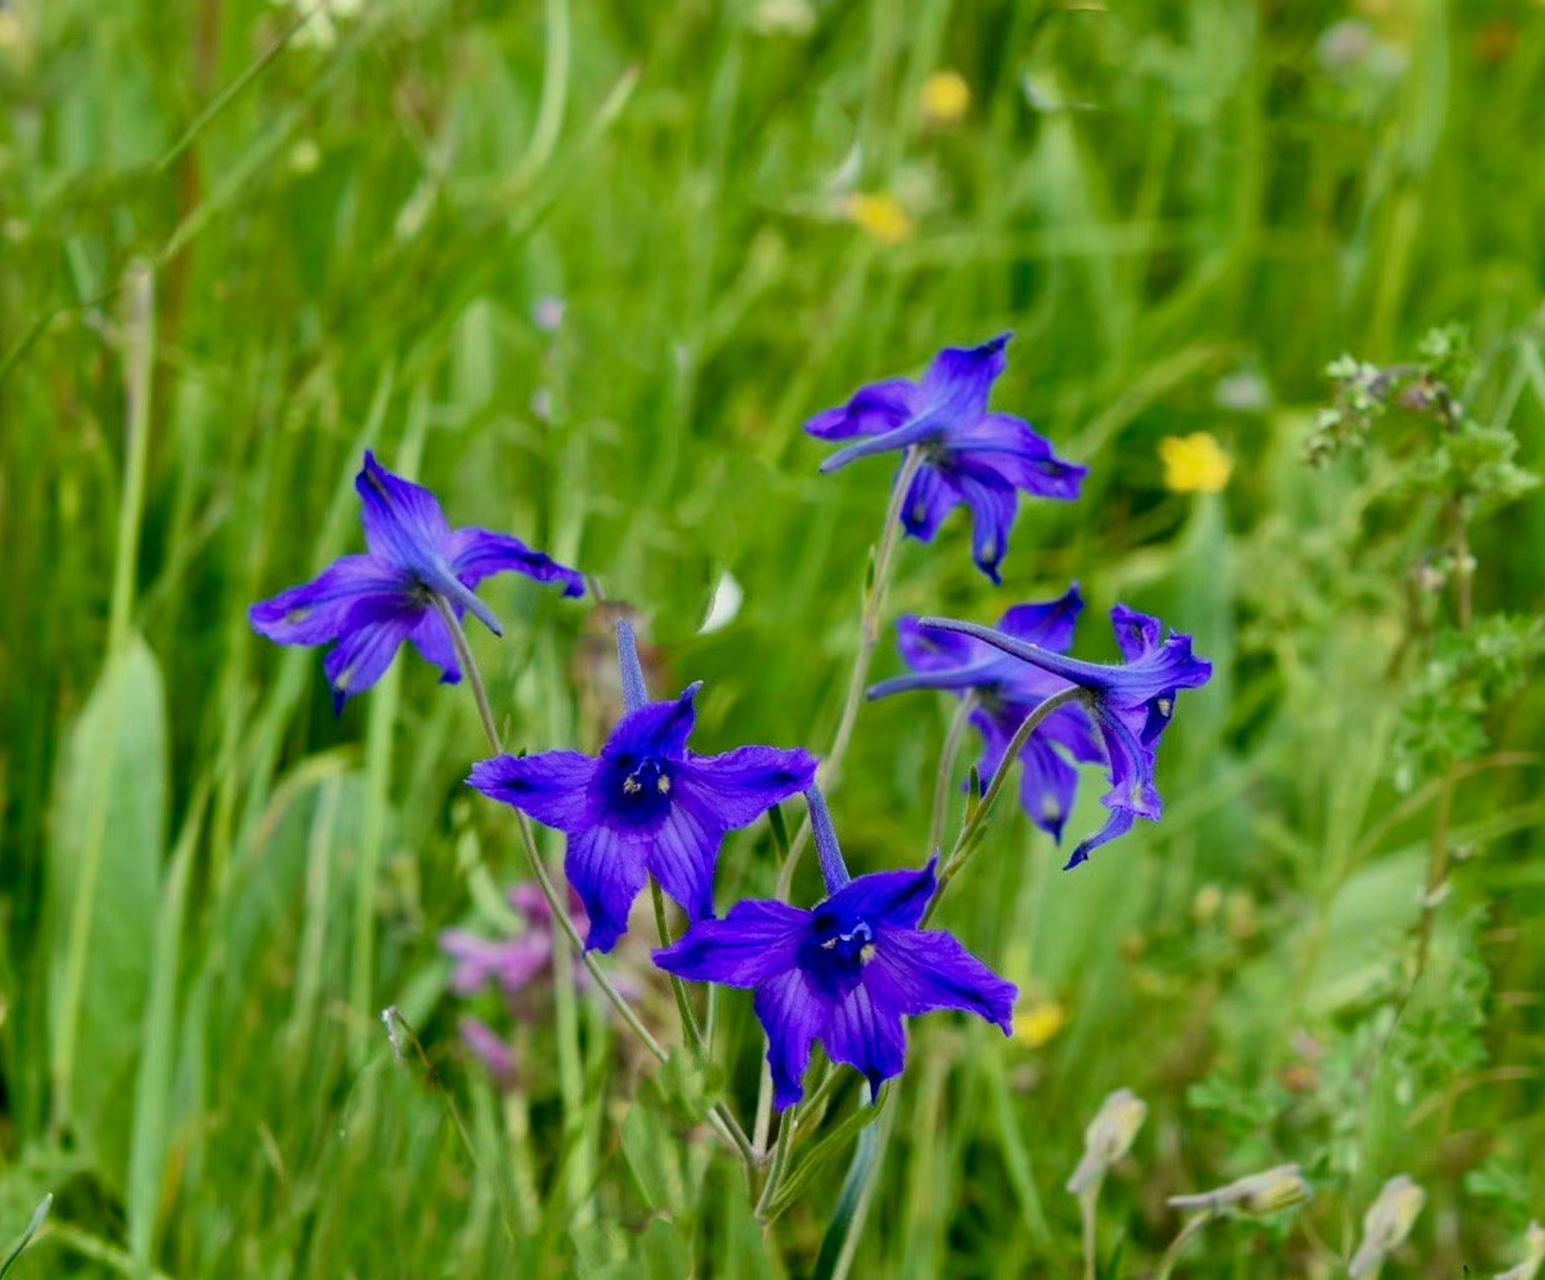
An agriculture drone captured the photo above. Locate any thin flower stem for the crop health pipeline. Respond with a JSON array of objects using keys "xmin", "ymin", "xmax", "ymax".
[
  {"xmin": 754, "ymin": 1104, "xmax": 798, "ymax": 1219},
  {"xmin": 774, "ymin": 446, "xmax": 927, "ymax": 902},
  {"xmin": 929, "ymin": 693, "xmax": 977, "ymax": 857},
  {"xmin": 1152, "ymin": 1211, "xmax": 1214, "ymax": 1280},
  {"xmin": 924, "ymin": 686, "xmax": 1083, "ymax": 925},
  {"xmin": 434, "ymin": 599, "xmax": 757, "ymax": 1167},
  {"xmin": 1079, "ymin": 1185, "xmax": 1100, "ymax": 1280},
  {"xmin": 650, "ymin": 878, "xmax": 704, "ymax": 1053}
]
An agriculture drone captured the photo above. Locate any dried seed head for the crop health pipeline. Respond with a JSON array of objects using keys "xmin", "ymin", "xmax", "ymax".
[
  {"xmin": 1349, "ymin": 1175, "xmax": 1426, "ymax": 1279},
  {"xmin": 1168, "ymin": 1164, "xmax": 1312, "ymax": 1218},
  {"xmin": 1066, "ymin": 1088, "xmax": 1147, "ymax": 1196}
]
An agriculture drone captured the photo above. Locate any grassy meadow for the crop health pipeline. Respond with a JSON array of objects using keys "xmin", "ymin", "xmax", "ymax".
[{"xmin": 3, "ymin": 0, "xmax": 1545, "ymax": 1275}]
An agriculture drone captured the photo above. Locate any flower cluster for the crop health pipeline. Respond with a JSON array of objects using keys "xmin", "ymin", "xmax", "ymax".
[{"xmin": 249, "ymin": 335, "xmax": 1209, "ymax": 1165}]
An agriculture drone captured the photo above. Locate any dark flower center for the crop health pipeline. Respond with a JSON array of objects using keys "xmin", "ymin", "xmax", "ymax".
[
  {"xmin": 801, "ymin": 910, "xmax": 878, "ymax": 999},
  {"xmin": 605, "ymin": 754, "xmax": 674, "ymax": 827}
]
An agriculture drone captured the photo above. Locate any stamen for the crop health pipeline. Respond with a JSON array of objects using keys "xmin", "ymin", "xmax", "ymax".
[
  {"xmin": 623, "ymin": 776, "xmax": 642, "ymax": 795},
  {"xmin": 1156, "ymin": 698, "xmax": 1173, "ymax": 717},
  {"xmin": 859, "ymin": 942, "xmax": 877, "ymax": 966},
  {"xmin": 657, "ymin": 775, "xmax": 671, "ymax": 795},
  {"xmin": 821, "ymin": 937, "xmax": 838, "ymax": 950}
]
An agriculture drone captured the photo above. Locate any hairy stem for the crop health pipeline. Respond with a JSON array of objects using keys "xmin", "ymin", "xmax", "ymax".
[{"xmin": 929, "ymin": 693, "xmax": 978, "ymax": 857}]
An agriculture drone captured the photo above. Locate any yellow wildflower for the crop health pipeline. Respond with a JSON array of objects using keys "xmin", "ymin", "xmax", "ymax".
[
  {"xmin": 1160, "ymin": 432, "xmax": 1233, "ymax": 494},
  {"xmin": 1012, "ymin": 1000, "xmax": 1067, "ymax": 1049},
  {"xmin": 920, "ymin": 71, "xmax": 971, "ymax": 126},
  {"xmin": 847, "ymin": 193, "xmax": 914, "ymax": 246}
]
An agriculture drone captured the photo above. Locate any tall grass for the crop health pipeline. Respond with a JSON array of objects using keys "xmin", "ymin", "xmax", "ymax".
[{"xmin": 2, "ymin": 0, "xmax": 1543, "ymax": 1275}]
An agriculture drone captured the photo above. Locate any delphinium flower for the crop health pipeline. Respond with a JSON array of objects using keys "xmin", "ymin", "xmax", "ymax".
[
  {"xmin": 918, "ymin": 605, "xmax": 1212, "ymax": 867},
  {"xmin": 250, "ymin": 451, "xmax": 585, "ymax": 710},
  {"xmin": 867, "ymin": 584, "xmax": 1104, "ymax": 842},
  {"xmin": 804, "ymin": 335, "xmax": 1086, "ymax": 582},
  {"xmin": 654, "ymin": 786, "xmax": 1016, "ymax": 1108},
  {"xmin": 468, "ymin": 622, "xmax": 817, "ymax": 953}
]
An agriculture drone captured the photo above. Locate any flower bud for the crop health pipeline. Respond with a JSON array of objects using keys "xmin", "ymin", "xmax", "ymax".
[
  {"xmin": 1066, "ymin": 1088, "xmax": 1147, "ymax": 1196},
  {"xmin": 1168, "ymin": 1164, "xmax": 1312, "ymax": 1218},
  {"xmin": 1349, "ymin": 1175, "xmax": 1425, "ymax": 1279},
  {"xmin": 1495, "ymin": 1221, "xmax": 1545, "ymax": 1280}
]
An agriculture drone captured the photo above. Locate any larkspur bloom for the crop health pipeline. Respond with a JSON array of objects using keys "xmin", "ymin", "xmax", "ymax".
[
  {"xmin": 804, "ymin": 335, "xmax": 1086, "ymax": 582},
  {"xmin": 867, "ymin": 585, "xmax": 1103, "ymax": 842},
  {"xmin": 468, "ymin": 623, "xmax": 817, "ymax": 953},
  {"xmin": 250, "ymin": 452, "xmax": 584, "ymax": 710},
  {"xmin": 918, "ymin": 605, "xmax": 1212, "ymax": 867},
  {"xmin": 655, "ymin": 787, "xmax": 1016, "ymax": 1108}
]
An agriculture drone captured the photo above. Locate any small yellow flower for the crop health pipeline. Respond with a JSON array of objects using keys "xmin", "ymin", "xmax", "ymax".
[
  {"xmin": 920, "ymin": 70, "xmax": 971, "ymax": 126},
  {"xmin": 846, "ymin": 193, "xmax": 914, "ymax": 246},
  {"xmin": 1012, "ymin": 999, "xmax": 1067, "ymax": 1049},
  {"xmin": 1160, "ymin": 432, "xmax": 1233, "ymax": 494}
]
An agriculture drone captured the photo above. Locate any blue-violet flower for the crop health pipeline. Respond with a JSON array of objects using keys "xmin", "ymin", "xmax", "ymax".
[
  {"xmin": 868, "ymin": 585, "xmax": 1103, "ymax": 842},
  {"xmin": 918, "ymin": 605, "xmax": 1212, "ymax": 867},
  {"xmin": 250, "ymin": 451, "xmax": 585, "ymax": 709},
  {"xmin": 468, "ymin": 684, "xmax": 817, "ymax": 954},
  {"xmin": 655, "ymin": 856, "xmax": 1016, "ymax": 1108},
  {"xmin": 804, "ymin": 335, "xmax": 1086, "ymax": 582}
]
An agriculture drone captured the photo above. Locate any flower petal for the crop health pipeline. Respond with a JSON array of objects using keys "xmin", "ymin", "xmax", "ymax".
[
  {"xmin": 467, "ymin": 751, "xmax": 599, "ymax": 834},
  {"xmin": 566, "ymin": 824, "xmax": 649, "ymax": 953},
  {"xmin": 356, "ymin": 451, "xmax": 452, "ymax": 567},
  {"xmin": 249, "ymin": 554, "xmax": 413, "ymax": 646},
  {"xmin": 1109, "ymin": 604, "xmax": 1163, "ymax": 663},
  {"xmin": 653, "ymin": 899, "xmax": 809, "ymax": 986},
  {"xmin": 643, "ymin": 800, "xmax": 720, "ymax": 922},
  {"xmin": 1064, "ymin": 806, "xmax": 1136, "ymax": 870},
  {"xmin": 951, "ymin": 471, "xmax": 1019, "ymax": 584},
  {"xmin": 997, "ymin": 584, "xmax": 1084, "ymax": 654},
  {"xmin": 823, "ymin": 860, "xmax": 938, "ymax": 931},
  {"xmin": 675, "ymin": 745, "xmax": 817, "ymax": 830},
  {"xmin": 956, "ymin": 412, "xmax": 1087, "ymax": 502},
  {"xmin": 898, "ymin": 464, "xmax": 962, "ymax": 543},
  {"xmin": 446, "ymin": 527, "xmax": 586, "ymax": 598},
  {"xmin": 604, "ymin": 686, "xmax": 700, "ymax": 763},
  {"xmin": 1018, "ymin": 734, "xmax": 1081, "ymax": 842},
  {"xmin": 915, "ymin": 334, "xmax": 1009, "ymax": 425},
  {"xmin": 823, "ymin": 981, "xmax": 908, "ymax": 1101},
  {"xmin": 409, "ymin": 610, "xmax": 462, "ymax": 684},
  {"xmin": 754, "ymin": 969, "xmax": 825, "ymax": 1110},
  {"xmin": 866, "ymin": 929, "xmax": 1017, "ymax": 1034},
  {"xmin": 804, "ymin": 378, "xmax": 918, "ymax": 442},
  {"xmin": 321, "ymin": 599, "xmax": 422, "ymax": 710}
]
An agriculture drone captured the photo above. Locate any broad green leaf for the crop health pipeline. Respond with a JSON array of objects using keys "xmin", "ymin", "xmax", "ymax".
[{"xmin": 46, "ymin": 634, "xmax": 167, "ymax": 1190}]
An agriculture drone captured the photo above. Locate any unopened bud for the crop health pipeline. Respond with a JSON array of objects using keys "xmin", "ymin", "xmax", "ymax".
[
  {"xmin": 1066, "ymin": 1088, "xmax": 1146, "ymax": 1196},
  {"xmin": 1349, "ymin": 1175, "xmax": 1425, "ymax": 1279},
  {"xmin": 1495, "ymin": 1221, "xmax": 1545, "ymax": 1280},
  {"xmin": 1168, "ymin": 1164, "xmax": 1312, "ymax": 1218}
]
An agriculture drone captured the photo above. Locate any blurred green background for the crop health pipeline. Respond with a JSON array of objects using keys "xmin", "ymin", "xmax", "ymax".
[{"xmin": 3, "ymin": 0, "xmax": 1544, "ymax": 1275}]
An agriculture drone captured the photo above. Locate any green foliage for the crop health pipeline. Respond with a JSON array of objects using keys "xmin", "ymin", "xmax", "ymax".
[{"xmin": 3, "ymin": 1, "xmax": 1545, "ymax": 1277}]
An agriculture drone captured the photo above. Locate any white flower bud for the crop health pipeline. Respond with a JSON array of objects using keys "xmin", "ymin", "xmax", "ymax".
[
  {"xmin": 1066, "ymin": 1088, "xmax": 1147, "ymax": 1197},
  {"xmin": 1349, "ymin": 1175, "xmax": 1425, "ymax": 1279},
  {"xmin": 1168, "ymin": 1163, "xmax": 1312, "ymax": 1218},
  {"xmin": 1495, "ymin": 1221, "xmax": 1545, "ymax": 1280}
]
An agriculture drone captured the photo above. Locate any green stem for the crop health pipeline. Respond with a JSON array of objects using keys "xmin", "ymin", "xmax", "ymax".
[
  {"xmin": 928, "ymin": 692, "xmax": 977, "ymax": 857},
  {"xmin": 1079, "ymin": 1184, "xmax": 1101, "ymax": 1280},
  {"xmin": 924, "ymin": 687, "xmax": 1083, "ymax": 925},
  {"xmin": 651, "ymin": 877, "xmax": 704, "ymax": 1053},
  {"xmin": 434, "ymin": 599, "xmax": 756, "ymax": 1168},
  {"xmin": 1152, "ymin": 1211, "xmax": 1213, "ymax": 1280},
  {"xmin": 775, "ymin": 446, "xmax": 927, "ymax": 902}
]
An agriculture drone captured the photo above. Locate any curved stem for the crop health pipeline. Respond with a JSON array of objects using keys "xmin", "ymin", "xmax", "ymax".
[
  {"xmin": 928, "ymin": 693, "xmax": 977, "ymax": 857},
  {"xmin": 924, "ymin": 686, "xmax": 1083, "ymax": 925},
  {"xmin": 1152, "ymin": 1211, "xmax": 1213, "ymax": 1280},
  {"xmin": 775, "ymin": 446, "xmax": 926, "ymax": 901},
  {"xmin": 433, "ymin": 599, "xmax": 756, "ymax": 1166},
  {"xmin": 651, "ymin": 877, "xmax": 703, "ymax": 1054}
]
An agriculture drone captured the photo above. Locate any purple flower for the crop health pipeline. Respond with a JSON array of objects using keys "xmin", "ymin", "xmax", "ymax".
[
  {"xmin": 655, "ymin": 858, "xmax": 1016, "ymax": 1109},
  {"xmin": 458, "ymin": 1016, "xmax": 516, "ymax": 1081},
  {"xmin": 918, "ymin": 606, "xmax": 1213, "ymax": 868},
  {"xmin": 250, "ymin": 451, "xmax": 585, "ymax": 710},
  {"xmin": 804, "ymin": 335, "xmax": 1087, "ymax": 582},
  {"xmin": 868, "ymin": 585, "xmax": 1104, "ymax": 842},
  {"xmin": 468, "ymin": 664, "xmax": 817, "ymax": 954}
]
